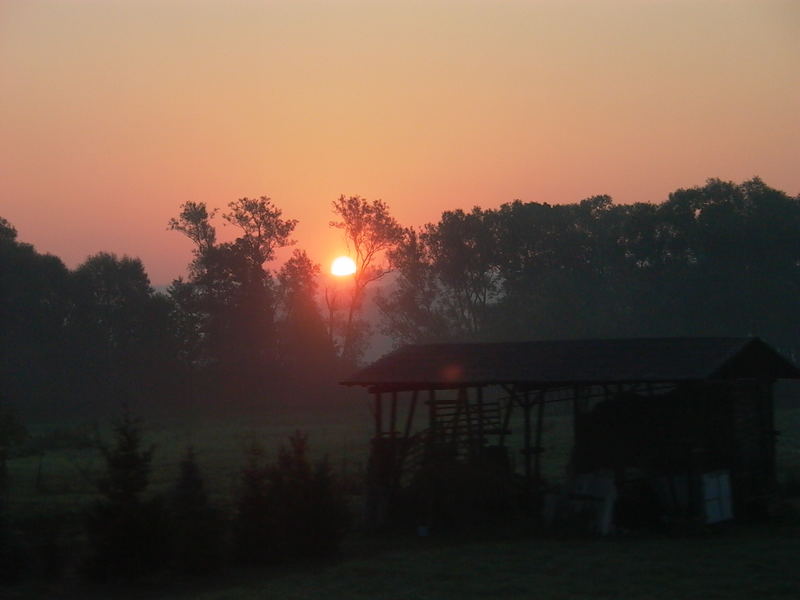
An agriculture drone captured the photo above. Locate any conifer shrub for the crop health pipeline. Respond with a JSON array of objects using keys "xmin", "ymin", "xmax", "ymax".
[
  {"xmin": 232, "ymin": 432, "xmax": 350, "ymax": 564},
  {"xmin": 269, "ymin": 432, "xmax": 350, "ymax": 560},
  {"xmin": 232, "ymin": 439, "xmax": 273, "ymax": 564},
  {"xmin": 168, "ymin": 446, "xmax": 223, "ymax": 574},
  {"xmin": 84, "ymin": 411, "xmax": 168, "ymax": 581}
]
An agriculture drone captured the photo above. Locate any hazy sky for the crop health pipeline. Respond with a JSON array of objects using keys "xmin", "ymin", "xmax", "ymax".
[{"xmin": 2, "ymin": 0, "xmax": 798, "ymax": 285}]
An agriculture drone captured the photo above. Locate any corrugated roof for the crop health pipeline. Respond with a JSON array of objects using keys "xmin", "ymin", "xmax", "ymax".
[{"xmin": 342, "ymin": 337, "xmax": 800, "ymax": 390}]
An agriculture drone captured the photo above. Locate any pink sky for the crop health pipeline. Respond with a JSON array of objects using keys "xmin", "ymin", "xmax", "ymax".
[{"xmin": 1, "ymin": 0, "xmax": 798, "ymax": 285}]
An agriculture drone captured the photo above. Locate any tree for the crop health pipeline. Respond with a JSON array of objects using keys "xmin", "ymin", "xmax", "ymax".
[
  {"xmin": 167, "ymin": 201, "xmax": 217, "ymax": 256},
  {"xmin": 378, "ymin": 207, "xmax": 505, "ymax": 343},
  {"xmin": 168, "ymin": 197, "xmax": 298, "ymax": 404},
  {"xmin": 85, "ymin": 411, "xmax": 167, "ymax": 580},
  {"xmin": 267, "ymin": 432, "xmax": 349, "ymax": 560},
  {"xmin": 68, "ymin": 253, "xmax": 179, "ymax": 412},
  {"xmin": 276, "ymin": 250, "xmax": 337, "ymax": 388},
  {"xmin": 375, "ymin": 227, "xmax": 450, "ymax": 344},
  {"xmin": 223, "ymin": 196, "xmax": 297, "ymax": 266},
  {"xmin": 420, "ymin": 207, "xmax": 504, "ymax": 339},
  {"xmin": 232, "ymin": 439, "xmax": 272, "ymax": 564},
  {"xmin": 329, "ymin": 195, "xmax": 403, "ymax": 363},
  {"xmin": 233, "ymin": 432, "xmax": 350, "ymax": 565},
  {"xmin": 168, "ymin": 447, "xmax": 222, "ymax": 574},
  {"xmin": 0, "ymin": 401, "xmax": 27, "ymax": 492},
  {"xmin": 0, "ymin": 217, "xmax": 72, "ymax": 417}
]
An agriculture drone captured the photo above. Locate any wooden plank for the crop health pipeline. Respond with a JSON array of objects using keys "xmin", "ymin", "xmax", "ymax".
[
  {"xmin": 477, "ymin": 385, "xmax": 485, "ymax": 450},
  {"xmin": 390, "ymin": 391, "xmax": 397, "ymax": 438},
  {"xmin": 533, "ymin": 389, "xmax": 545, "ymax": 487},
  {"xmin": 404, "ymin": 389, "xmax": 418, "ymax": 442},
  {"xmin": 523, "ymin": 391, "xmax": 532, "ymax": 485},
  {"xmin": 374, "ymin": 392, "xmax": 383, "ymax": 436}
]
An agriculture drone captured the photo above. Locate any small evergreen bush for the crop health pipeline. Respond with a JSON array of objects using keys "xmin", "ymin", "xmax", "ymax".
[
  {"xmin": 168, "ymin": 446, "xmax": 223, "ymax": 574},
  {"xmin": 84, "ymin": 411, "xmax": 168, "ymax": 581},
  {"xmin": 233, "ymin": 431, "xmax": 350, "ymax": 564}
]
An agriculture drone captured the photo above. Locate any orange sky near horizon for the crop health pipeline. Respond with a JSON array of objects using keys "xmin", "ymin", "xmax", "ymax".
[{"xmin": 1, "ymin": 0, "xmax": 798, "ymax": 285}]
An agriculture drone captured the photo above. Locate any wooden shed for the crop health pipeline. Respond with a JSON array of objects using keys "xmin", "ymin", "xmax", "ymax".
[{"xmin": 342, "ymin": 337, "xmax": 799, "ymax": 530}]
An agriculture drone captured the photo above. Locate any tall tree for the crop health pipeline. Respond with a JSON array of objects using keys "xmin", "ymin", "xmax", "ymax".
[
  {"xmin": 85, "ymin": 411, "xmax": 167, "ymax": 580},
  {"xmin": 276, "ymin": 250, "xmax": 337, "ymax": 388},
  {"xmin": 329, "ymin": 195, "xmax": 403, "ymax": 363},
  {"xmin": 1, "ymin": 219, "xmax": 71, "ymax": 416},
  {"xmin": 168, "ymin": 197, "xmax": 297, "ymax": 404},
  {"xmin": 68, "ymin": 252, "xmax": 178, "ymax": 411}
]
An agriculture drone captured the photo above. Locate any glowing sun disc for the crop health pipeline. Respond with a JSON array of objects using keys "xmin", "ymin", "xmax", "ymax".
[{"xmin": 331, "ymin": 256, "xmax": 356, "ymax": 276}]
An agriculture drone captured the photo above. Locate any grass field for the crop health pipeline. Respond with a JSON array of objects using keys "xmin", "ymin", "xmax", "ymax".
[
  {"xmin": 7, "ymin": 511, "xmax": 800, "ymax": 599},
  {"xmin": 4, "ymin": 401, "xmax": 800, "ymax": 599}
]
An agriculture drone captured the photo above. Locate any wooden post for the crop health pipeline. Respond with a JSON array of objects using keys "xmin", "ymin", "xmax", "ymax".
[
  {"xmin": 375, "ymin": 392, "xmax": 383, "ymax": 436},
  {"xmin": 499, "ymin": 396, "xmax": 514, "ymax": 448},
  {"xmin": 476, "ymin": 385, "xmax": 485, "ymax": 450},
  {"xmin": 452, "ymin": 388, "xmax": 465, "ymax": 445},
  {"xmin": 523, "ymin": 391, "xmax": 532, "ymax": 486},
  {"xmin": 390, "ymin": 391, "xmax": 398, "ymax": 438},
  {"xmin": 404, "ymin": 390, "xmax": 418, "ymax": 442},
  {"xmin": 428, "ymin": 388, "xmax": 437, "ymax": 440},
  {"xmin": 533, "ymin": 390, "xmax": 545, "ymax": 488}
]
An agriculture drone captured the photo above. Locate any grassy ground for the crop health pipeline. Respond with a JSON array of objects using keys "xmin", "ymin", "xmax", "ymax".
[
  {"xmin": 7, "ymin": 512, "xmax": 800, "ymax": 600},
  {"xmin": 5, "ymin": 399, "xmax": 374, "ymax": 517},
  {"xmin": 4, "ymin": 403, "xmax": 800, "ymax": 599}
]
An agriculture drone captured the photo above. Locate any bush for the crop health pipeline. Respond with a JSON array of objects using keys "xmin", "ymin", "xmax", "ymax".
[
  {"xmin": 84, "ymin": 411, "xmax": 168, "ymax": 581},
  {"xmin": 233, "ymin": 432, "xmax": 350, "ymax": 564},
  {"xmin": 168, "ymin": 447, "xmax": 223, "ymax": 574},
  {"xmin": 269, "ymin": 432, "xmax": 350, "ymax": 560},
  {"xmin": 232, "ymin": 439, "xmax": 273, "ymax": 564}
]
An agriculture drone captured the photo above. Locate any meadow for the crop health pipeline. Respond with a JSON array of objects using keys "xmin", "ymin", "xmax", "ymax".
[{"xmin": 4, "ymin": 397, "xmax": 800, "ymax": 599}]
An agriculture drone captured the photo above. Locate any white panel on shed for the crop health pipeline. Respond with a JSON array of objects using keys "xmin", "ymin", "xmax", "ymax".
[{"xmin": 703, "ymin": 470, "xmax": 733, "ymax": 524}]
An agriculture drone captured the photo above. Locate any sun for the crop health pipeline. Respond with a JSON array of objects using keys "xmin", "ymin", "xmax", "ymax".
[{"xmin": 331, "ymin": 256, "xmax": 356, "ymax": 276}]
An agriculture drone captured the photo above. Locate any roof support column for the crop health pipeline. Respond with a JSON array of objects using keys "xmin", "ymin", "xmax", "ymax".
[
  {"xmin": 523, "ymin": 390, "xmax": 532, "ymax": 488},
  {"xmin": 374, "ymin": 392, "xmax": 383, "ymax": 437},
  {"xmin": 533, "ymin": 389, "xmax": 545, "ymax": 488}
]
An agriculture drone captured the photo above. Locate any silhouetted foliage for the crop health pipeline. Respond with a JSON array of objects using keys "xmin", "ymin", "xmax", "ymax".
[
  {"xmin": 329, "ymin": 195, "xmax": 403, "ymax": 364},
  {"xmin": 0, "ymin": 223, "xmax": 71, "ymax": 417},
  {"xmin": 168, "ymin": 447, "xmax": 223, "ymax": 574},
  {"xmin": 268, "ymin": 432, "xmax": 350, "ymax": 560},
  {"xmin": 276, "ymin": 250, "xmax": 338, "ymax": 389},
  {"xmin": 67, "ymin": 253, "xmax": 183, "ymax": 413},
  {"xmin": 1, "ymin": 175, "xmax": 799, "ymax": 419},
  {"xmin": 0, "ymin": 402, "xmax": 27, "ymax": 490},
  {"xmin": 168, "ymin": 197, "xmax": 298, "ymax": 406},
  {"xmin": 84, "ymin": 411, "xmax": 167, "ymax": 581},
  {"xmin": 233, "ymin": 432, "xmax": 350, "ymax": 565},
  {"xmin": 379, "ymin": 178, "xmax": 800, "ymax": 358},
  {"xmin": 232, "ymin": 439, "xmax": 272, "ymax": 564}
]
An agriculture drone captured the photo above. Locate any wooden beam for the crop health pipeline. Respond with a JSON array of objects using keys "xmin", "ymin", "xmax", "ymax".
[
  {"xmin": 404, "ymin": 389, "xmax": 418, "ymax": 442},
  {"xmin": 523, "ymin": 391, "xmax": 532, "ymax": 486},
  {"xmin": 390, "ymin": 391, "xmax": 398, "ymax": 438},
  {"xmin": 374, "ymin": 392, "xmax": 383, "ymax": 436},
  {"xmin": 533, "ymin": 389, "xmax": 545, "ymax": 487},
  {"xmin": 499, "ymin": 391, "xmax": 515, "ymax": 447},
  {"xmin": 428, "ymin": 388, "xmax": 437, "ymax": 439},
  {"xmin": 476, "ymin": 385, "xmax": 485, "ymax": 450}
]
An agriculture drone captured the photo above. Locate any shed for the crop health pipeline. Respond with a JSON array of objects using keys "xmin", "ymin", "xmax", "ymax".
[{"xmin": 342, "ymin": 337, "xmax": 800, "ymax": 530}]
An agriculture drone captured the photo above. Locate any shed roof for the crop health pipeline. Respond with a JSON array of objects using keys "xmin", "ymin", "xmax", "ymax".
[{"xmin": 342, "ymin": 337, "xmax": 800, "ymax": 391}]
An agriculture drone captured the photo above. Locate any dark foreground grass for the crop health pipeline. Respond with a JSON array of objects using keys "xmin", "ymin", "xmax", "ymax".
[{"xmin": 6, "ymin": 508, "xmax": 800, "ymax": 600}]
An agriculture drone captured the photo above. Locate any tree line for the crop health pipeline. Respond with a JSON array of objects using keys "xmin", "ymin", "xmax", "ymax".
[
  {"xmin": 378, "ymin": 177, "xmax": 800, "ymax": 359},
  {"xmin": 1, "ymin": 195, "xmax": 399, "ymax": 417},
  {"xmin": 2, "ymin": 177, "xmax": 799, "ymax": 418}
]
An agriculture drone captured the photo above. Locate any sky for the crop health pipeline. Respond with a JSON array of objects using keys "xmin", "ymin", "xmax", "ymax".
[{"xmin": 1, "ymin": 0, "xmax": 798, "ymax": 286}]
